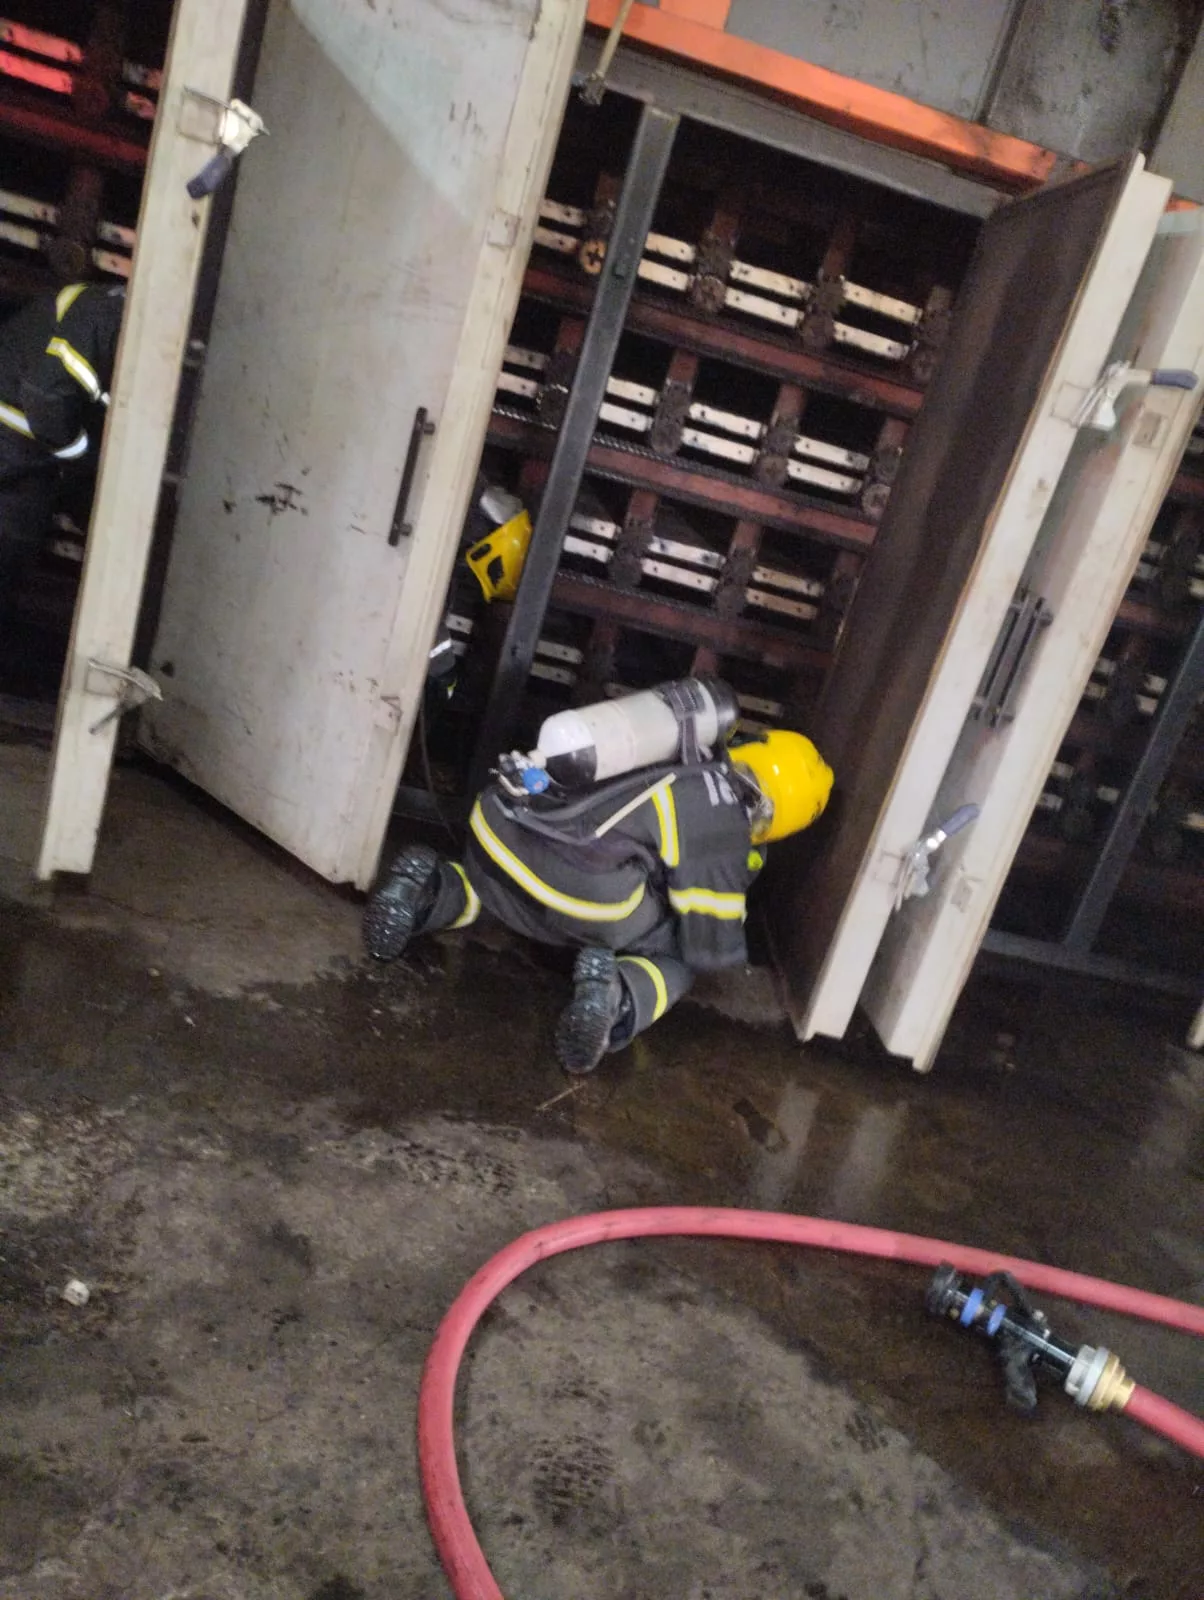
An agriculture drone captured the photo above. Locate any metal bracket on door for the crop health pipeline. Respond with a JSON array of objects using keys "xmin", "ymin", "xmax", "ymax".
[
  {"xmin": 388, "ymin": 407, "xmax": 437, "ymax": 546},
  {"xmin": 894, "ymin": 804, "xmax": 981, "ymax": 909},
  {"xmin": 85, "ymin": 660, "xmax": 162, "ymax": 735},
  {"xmin": 971, "ymin": 588, "xmax": 1054, "ymax": 728},
  {"xmin": 179, "ymin": 89, "xmax": 268, "ymax": 200},
  {"xmin": 1071, "ymin": 363, "xmax": 1197, "ymax": 432},
  {"xmin": 1056, "ymin": 364, "xmax": 1199, "ymax": 432}
]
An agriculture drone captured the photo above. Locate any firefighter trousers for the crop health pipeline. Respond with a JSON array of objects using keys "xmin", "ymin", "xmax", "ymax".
[{"xmin": 420, "ymin": 855, "xmax": 693, "ymax": 1049}]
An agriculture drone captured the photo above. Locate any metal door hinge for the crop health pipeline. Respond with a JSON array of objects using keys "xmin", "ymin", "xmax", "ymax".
[
  {"xmin": 487, "ymin": 209, "xmax": 521, "ymax": 250},
  {"xmin": 972, "ymin": 588, "xmax": 1054, "ymax": 728},
  {"xmin": 85, "ymin": 660, "xmax": 162, "ymax": 735}
]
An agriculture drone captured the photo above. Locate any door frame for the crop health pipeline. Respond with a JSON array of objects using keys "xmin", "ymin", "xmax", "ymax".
[
  {"xmin": 862, "ymin": 212, "xmax": 1204, "ymax": 1069},
  {"xmin": 36, "ymin": 0, "xmax": 254, "ymax": 879}
]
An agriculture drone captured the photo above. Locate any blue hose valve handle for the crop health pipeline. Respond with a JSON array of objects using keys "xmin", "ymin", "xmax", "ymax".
[
  {"xmin": 522, "ymin": 767, "xmax": 551, "ymax": 795},
  {"xmin": 960, "ymin": 1286, "xmax": 985, "ymax": 1327}
]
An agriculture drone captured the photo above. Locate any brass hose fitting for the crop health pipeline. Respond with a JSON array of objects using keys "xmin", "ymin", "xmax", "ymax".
[{"xmin": 1065, "ymin": 1346, "xmax": 1135, "ymax": 1412}]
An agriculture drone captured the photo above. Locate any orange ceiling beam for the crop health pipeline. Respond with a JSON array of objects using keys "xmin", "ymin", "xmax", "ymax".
[
  {"xmin": 584, "ymin": 0, "xmax": 1058, "ymax": 191},
  {"xmin": 658, "ymin": 0, "xmax": 733, "ymax": 26}
]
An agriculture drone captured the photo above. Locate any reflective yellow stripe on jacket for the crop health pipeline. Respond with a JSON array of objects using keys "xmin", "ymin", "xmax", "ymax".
[
  {"xmin": 668, "ymin": 886, "xmax": 746, "ymax": 920},
  {"xmin": 651, "ymin": 780, "xmax": 680, "ymax": 867},
  {"xmin": 53, "ymin": 431, "xmax": 89, "ymax": 460},
  {"xmin": 470, "ymin": 800, "xmax": 646, "ymax": 923},
  {"xmin": 46, "ymin": 336, "xmax": 103, "ymax": 402},
  {"xmin": 0, "ymin": 402, "xmax": 86, "ymax": 459},
  {"xmin": 56, "ymin": 283, "xmax": 88, "ymax": 321},
  {"xmin": 0, "ymin": 400, "xmax": 33, "ymax": 439}
]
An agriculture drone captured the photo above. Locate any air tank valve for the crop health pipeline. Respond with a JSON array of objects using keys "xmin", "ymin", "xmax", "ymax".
[{"xmin": 496, "ymin": 677, "xmax": 739, "ymax": 796}]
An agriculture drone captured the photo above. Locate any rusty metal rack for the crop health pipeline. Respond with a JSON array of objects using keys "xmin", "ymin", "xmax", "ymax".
[
  {"xmin": 0, "ymin": 4, "xmax": 173, "ymax": 697},
  {"xmin": 0, "ymin": 8, "xmax": 171, "ymax": 305},
  {"xmin": 402, "ymin": 89, "xmax": 1203, "ymax": 973},
  {"xmin": 400, "ymin": 94, "xmax": 980, "ymax": 816}
]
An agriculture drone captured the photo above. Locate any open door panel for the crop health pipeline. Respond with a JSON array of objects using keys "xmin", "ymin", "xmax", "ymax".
[
  {"xmin": 766, "ymin": 155, "xmax": 1172, "ymax": 1042},
  {"xmin": 140, "ymin": 0, "xmax": 582, "ymax": 886},
  {"xmin": 863, "ymin": 214, "xmax": 1204, "ymax": 1069}
]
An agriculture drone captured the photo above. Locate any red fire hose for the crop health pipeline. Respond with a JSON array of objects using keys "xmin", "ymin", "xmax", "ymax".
[{"xmin": 418, "ymin": 1207, "xmax": 1204, "ymax": 1600}]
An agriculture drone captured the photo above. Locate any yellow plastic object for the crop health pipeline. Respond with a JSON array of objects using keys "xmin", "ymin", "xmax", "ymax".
[
  {"xmin": 732, "ymin": 730, "xmax": 833, "ymax": 843},
  {"xmin": 466, "ymin": 510, "xmax": 532, "ymax": 602}
]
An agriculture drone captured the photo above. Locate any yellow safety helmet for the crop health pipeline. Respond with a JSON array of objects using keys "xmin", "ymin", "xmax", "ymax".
[
  {"xmin": 730, "ymin": 729, "xmax": 833, "ymax": 843},
  {"xmin": 466, "ymin": 509, "xmax": 532, "ymax": 603}
]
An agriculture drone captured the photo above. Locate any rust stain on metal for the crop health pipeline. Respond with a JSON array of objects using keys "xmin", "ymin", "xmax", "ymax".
[{"xmin": 487, "ymin": 411, "xmax": 877, "ymax": 552}]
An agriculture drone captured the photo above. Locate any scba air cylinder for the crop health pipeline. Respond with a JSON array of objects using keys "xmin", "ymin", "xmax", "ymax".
[{"xmin": 532, "ymin": 678, "xmax": 739, "ymax": 787}]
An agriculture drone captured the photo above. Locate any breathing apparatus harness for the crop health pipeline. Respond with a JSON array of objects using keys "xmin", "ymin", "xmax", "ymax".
[{"xmin": 489, "ymin": 676, "xmax": 764, "ymax": 857}]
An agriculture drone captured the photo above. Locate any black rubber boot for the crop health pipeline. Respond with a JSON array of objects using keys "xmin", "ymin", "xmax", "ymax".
[
  {"xmin": 362, "ymin": 843, "xmax": 441, "ymax": 961},
  {"xmin": 555, "ymin": 947, "xmax": 623, "ymax": 1076}
]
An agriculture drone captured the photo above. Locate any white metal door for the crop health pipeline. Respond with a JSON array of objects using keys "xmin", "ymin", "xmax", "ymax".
[
  {"xmin": 140, "ymin": 0, "xmax": 582, "ymax": 887},
  {"xmin": 770, "ymin": 156, "xmax": 1171, "ymax": 1044},
  {"xmin": 863, "ymin": 213, "xmax": 1204, "ymax": 1069},
  {"xmin": 35, "ymin": 0, "xmax": 253, "ymax": 878}
]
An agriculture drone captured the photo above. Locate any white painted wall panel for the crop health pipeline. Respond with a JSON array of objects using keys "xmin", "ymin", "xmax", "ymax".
[{"xmin": 723, "ymin": 0, "xmax": 1017, "ymax": 120}]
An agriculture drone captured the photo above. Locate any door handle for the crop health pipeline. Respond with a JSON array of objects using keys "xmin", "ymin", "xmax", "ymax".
[
  {"xmin": 388, "ymin": 406, "xmax": 437, "ymax": 546},
  {"xmin": 971, "ymin": 588, "xmax": 1054, "ymax": 727}
]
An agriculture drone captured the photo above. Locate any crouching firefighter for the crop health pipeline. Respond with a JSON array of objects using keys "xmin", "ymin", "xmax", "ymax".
[
  {"xmin": 0, "ymin": 280, "xmax": 125, "ymax": 623},
  {"xmin": 363, "ymin": 678, "xmax": 833, "ymax": 1075}
]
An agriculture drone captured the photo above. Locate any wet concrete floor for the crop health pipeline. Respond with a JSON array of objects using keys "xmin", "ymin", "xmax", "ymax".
[{"xmin": 0, "ymin": 741, "xmax": 1202, "ymax": 1598}]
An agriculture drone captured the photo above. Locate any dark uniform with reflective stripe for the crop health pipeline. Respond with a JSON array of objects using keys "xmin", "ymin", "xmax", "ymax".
[
  {"xmin": 0, "ymin": 282, "xmax": 125, "ymax": 622},
  {"xmin": 415, "ymin": 761, "xmax": 764, "ymax": 1048}
]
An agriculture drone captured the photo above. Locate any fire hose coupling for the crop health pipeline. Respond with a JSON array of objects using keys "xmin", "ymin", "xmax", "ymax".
[
  {"xmin": 926, "ymin": 1265, "xmax": 1133, "ymax": 1416},
  {"xmin": 1065, "ymin": 1345, "xmax": 1135, "ymax": 1414}
]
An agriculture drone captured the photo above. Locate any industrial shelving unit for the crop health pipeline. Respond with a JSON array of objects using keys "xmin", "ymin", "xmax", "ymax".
[
  {"xmin": 405, "ymin": 96, "xmax": 978, "ymax": 801},
  {"xmin": 404, "ymin": 85, "xmax": 1202, "ymax": 1007},
  {"xmin": 4, "ymin": 10, "xmax": 1198, "ymax": 1006}
]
